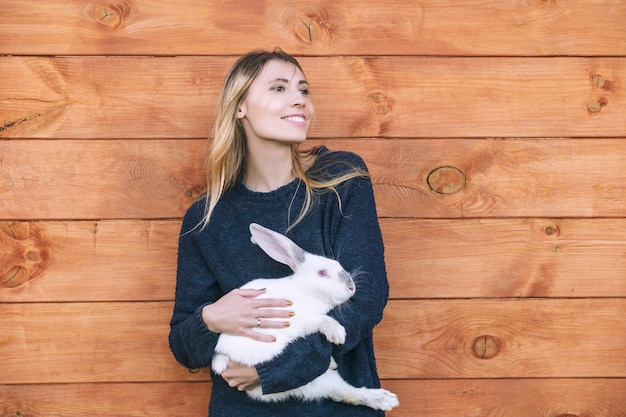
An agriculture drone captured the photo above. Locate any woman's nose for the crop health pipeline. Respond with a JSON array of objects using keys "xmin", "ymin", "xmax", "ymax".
[{"xmin": 291, "ymin": 91, "xmax": 306, "ymax": 107}]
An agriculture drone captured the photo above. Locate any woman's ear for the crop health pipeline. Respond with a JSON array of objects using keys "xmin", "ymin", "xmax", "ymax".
[{"xmin": 236, "ymin": 104, "xmax": 246, "ymax": 119}]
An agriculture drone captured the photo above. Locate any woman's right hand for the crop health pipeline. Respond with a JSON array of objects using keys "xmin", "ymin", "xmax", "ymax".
[{"xmin": 201, "ymin": 288, "xmax": 293, "ymax": 343}]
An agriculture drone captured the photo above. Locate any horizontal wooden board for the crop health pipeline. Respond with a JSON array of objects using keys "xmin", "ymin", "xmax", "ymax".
[
  {"xmin": 0, "ymin": 382, "xmax": 211, "ymax": 417},
  {"xmin": 0, "ymin": 0, "xmax": 624, "ymax": 56},
  {"xmin": 375, "ymin": 299, "xmax": 626, "ymax": 379},
  {"xmin": 2, "ymin": 138, "xmax": 626, "ymax": 219},
  {"xmin": 1, "ymin": 379, "xmax": 624, "ymax": 417},
  {"xmin": 383, "ymin": 378, "xmax": 626, "ymax": 417},
  {"xmin": 0, "ymin": 300, "xmax": 623, "ymax": 384},
  {"xmin": 1, "ymin": 218, "xmax": 625, "ymax": 302},
  {"xmin": 0, "ymin": 301, "xmax": 210, "ymax": 385},
  {"xmin": 1, "ymin": 56, "xmax": 624, "ymax": 139}
]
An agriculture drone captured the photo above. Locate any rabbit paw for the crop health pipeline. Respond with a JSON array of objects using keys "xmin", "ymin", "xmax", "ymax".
[
  {"xmin": 211, "ymin": 353, "xmax": 229, "ymax": 374},
  {"xmin": 356, "ymin": 388, "xmax": 399, "ymax": 411},
  {"xmin": 319, "ymin": 318, "xmax": 346, "ymax": 345}
]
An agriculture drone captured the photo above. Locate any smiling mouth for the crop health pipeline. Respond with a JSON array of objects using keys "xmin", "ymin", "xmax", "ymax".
[{"xmin": 282, "ymin": 116, "xmax": 306, "ymax": 123}]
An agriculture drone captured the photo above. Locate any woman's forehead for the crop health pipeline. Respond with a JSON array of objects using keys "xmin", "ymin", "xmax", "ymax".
[{"xmin": 256, "ymin": 59, "xmax": 307, "ymax": 83}]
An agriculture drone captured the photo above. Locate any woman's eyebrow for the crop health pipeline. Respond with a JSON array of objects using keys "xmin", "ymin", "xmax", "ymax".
[{"xmin": 268, "ymin": 78, "xmax": 308, "ymax": 85}]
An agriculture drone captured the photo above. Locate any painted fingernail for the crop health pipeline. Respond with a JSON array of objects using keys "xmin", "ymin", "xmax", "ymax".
[
  {"xmin": 284, "ymin": 322, "xmax": 291, "ymax": 327},
  {"xmin": 289, "ymin": 312, "xmax": 295, "ymax": 317}
]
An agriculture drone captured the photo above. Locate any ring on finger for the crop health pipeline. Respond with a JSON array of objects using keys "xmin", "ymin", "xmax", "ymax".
[{"xmin": 256, "ymin": 318, "xmax": 261, "ymax": 328}]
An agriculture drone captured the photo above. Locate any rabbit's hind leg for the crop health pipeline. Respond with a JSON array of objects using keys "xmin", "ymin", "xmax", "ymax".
[{"xmin": 313, "ymin": 369, "xmax": 399, "ymax": 411}]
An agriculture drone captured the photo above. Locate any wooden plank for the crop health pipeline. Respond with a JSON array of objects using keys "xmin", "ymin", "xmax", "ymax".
[
  {"xmin": 2, "ymin": 218, "xmax": 625, "ymax": 302},
  {"xmin": 2, "ymin": 138, "xmax": 626, "ymax": 219},
  {"xmin": 0, "ymin": 0, "xmax": 624, "ymax": 56},
  {"xmin": 0, "ymin": 382, "xmax": 211, "ymax": 417},
  {"xmin": 0, "ymin": 220, "xmax": 180, "ymax": 301},
  {"xmin": 383, "ymin": 379, "xmax": 626, "ymax": 417},
  {"xmin": 0, "ymin": 300, "xmax": 623, "ymax": 384},
  {"xmin": 375, "ymin": 299, "xmax": 626, "ymax": 379},
  {"xmin": 1, "ymin": 379, "xmax": 624, "ymax": 417},
  {"xmin": 0, "ymin": 301, "xmax": 210, "ymax": 385},
  {"xmin": 382, "ymin": 218, "xmax": 626, "ymax": 299},
  {"xmin": 0, "ymin": 140, "xmax": 205, "ymax": 220},
  {"xmin": 2, "ymin": 56, "xmax": 625, "ymax": 139}
]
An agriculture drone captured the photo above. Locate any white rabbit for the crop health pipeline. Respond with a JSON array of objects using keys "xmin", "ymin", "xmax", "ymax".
[{"xmin": 211, "ymin": 223, "xmax": 399, "ymax": 411}]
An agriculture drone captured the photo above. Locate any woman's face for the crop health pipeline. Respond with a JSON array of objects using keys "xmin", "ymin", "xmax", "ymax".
[{"xmin": 237, "ymin": 59, "xmax": 314, "ymax": 146}]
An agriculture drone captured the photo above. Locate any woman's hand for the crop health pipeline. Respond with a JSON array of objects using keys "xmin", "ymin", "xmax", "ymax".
[
  {"xmin": 202, "ymin": 288, "xmax": 293, "ymax": 342},
  {"xmin": 221, "ymin": 361, "xmax": 261, "ymax": 391}
]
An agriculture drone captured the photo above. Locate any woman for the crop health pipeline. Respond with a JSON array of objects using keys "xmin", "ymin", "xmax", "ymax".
[{"xmin": 169, "ymin": 49, "xmax": 391, "ymax": 416}]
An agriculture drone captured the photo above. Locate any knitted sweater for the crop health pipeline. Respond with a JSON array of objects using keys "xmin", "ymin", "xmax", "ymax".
[{"xmin": 168, "ymin": 147, "xmax": 390, "ymax": 417}]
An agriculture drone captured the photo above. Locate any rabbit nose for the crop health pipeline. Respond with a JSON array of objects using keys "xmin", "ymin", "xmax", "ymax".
[{"xmin": 341, "ymin": 270, "xmax": 356, "ymax": 292}]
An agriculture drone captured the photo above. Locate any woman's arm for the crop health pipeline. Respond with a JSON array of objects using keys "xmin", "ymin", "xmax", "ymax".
[{"xmin": 253, "ymin": 154, "xmax": 389, "ymax": 394}]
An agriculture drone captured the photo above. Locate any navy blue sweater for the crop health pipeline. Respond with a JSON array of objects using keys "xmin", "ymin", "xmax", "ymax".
[{"xmin": 169, "ymin": 148, "xmax": 390, "ymax": 416}]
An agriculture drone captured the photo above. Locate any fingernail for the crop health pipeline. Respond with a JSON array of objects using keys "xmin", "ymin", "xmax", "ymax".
[
  {"xmin": 284, "ymin": 322, "xmax": 290, "ymax": 327},
  {"xmin": 271, "ymin": 337, "xmax": 277, "ymax": 342},
  {"xmin": 288, "ymin": 312, "xmax": 295, "ymax": 317},
  {"xmin": 287, "ymin": 301, "xmax": 293, "ymax": 306}
]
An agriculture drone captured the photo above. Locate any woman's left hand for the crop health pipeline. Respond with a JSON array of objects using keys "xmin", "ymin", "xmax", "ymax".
[{"xmin": 221, "ymin": 361, "xmax": 261, "ymax": 391}]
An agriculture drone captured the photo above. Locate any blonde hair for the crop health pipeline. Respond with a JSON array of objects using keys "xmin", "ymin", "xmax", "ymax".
[{"xmin": 201, "ymin": 49, "xmax": 367, "ymax": 229}]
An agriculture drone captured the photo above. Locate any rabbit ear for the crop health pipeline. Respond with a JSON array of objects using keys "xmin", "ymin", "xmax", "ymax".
[{"xmin": 249, "ymin": 223, "xmax": 306, "ymax": 271}]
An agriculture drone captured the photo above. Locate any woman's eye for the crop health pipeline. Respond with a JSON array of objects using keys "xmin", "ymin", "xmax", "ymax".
[
  {"xmin": 271, "ymin": 85, "xmax": 285, "ymax": 92},
  {"xmin": 300, "ymin": 88, "xmax": 310, "ymax": 96}
]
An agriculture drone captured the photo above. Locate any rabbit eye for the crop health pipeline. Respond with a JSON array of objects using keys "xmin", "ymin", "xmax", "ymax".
[{"xmin": 318, "ymin": 269, "xmax": 328, "ymax": 278}]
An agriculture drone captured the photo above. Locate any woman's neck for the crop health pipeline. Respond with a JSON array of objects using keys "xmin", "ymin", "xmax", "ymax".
[{"xmin": 243, "ymin": 142, "xmax": 295, "ymax": 192}]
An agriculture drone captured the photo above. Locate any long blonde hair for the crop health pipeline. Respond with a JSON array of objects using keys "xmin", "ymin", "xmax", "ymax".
[{"xmin": 202, "ymin": 49, "xmax": 367, "ymax": 229}]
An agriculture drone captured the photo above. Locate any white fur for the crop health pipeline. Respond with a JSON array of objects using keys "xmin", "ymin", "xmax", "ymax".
[{"xmin": 211, "ymin": 223, "xmax": 399, "ymax": 411}]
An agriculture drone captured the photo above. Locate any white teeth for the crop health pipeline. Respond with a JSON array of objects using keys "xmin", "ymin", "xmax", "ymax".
[{"xmin": 283, "ymin": 116, "xmax": 305, "ymax": 123}]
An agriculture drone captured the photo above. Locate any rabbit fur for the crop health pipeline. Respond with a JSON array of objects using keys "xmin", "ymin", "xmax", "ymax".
[{"xmin": 211, "ymin": 223, "xmax": 399, "ymax": 411}]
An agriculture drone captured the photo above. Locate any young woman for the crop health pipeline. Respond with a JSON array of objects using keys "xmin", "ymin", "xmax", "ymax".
[{"xmin": 169, "ymin": 49, "xmax": 391, "ymax": 416}]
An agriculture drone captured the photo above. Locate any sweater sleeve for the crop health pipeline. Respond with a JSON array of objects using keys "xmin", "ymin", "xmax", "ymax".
[
  {"xmin": 256, "ymin": 153, "xmax": 389, "ymax": 393},
  {"xmin": 168, "ymin": 201, "xmax": 222, "ymax": 369},
  {"xmin": 327, "ymin": 165, "xmax": 389, "ymax": 356}
]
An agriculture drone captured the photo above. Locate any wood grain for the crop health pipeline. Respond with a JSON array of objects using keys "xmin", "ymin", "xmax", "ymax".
[
  {"xmin": 2, "ymin": 56, "xmax": 624, "ymax": 139},
  {"xmin": 1, "ymin": 379, "xmax": 624, "ymax": 417},
  {"xmin": 375, "ymin": 299, "xmax": 626, "ymax": 379},
  {"xmin": 2, "ymin": 218, "xmax": 625, "ymax": 302},
  {"xmin": 1, "ymin": 300, "xmax": 623, "ymax": 384},
  {"xmin": 0, "ymin": 0, "xmax": 624, "ymax": 56},
  {"xmin": 0, "ymin": 382, "xmax": 211, "ymax": 417},
  {"xmin": 383, "ymin": 378, "xmax": 626, "ymax": 417},
  {"xmin": 2, "ymin": 138, "xmax": 626, "ymax": 219}
]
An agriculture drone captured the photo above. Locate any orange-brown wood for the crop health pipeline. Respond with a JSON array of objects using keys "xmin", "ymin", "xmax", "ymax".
[
  {"xmin": 1, "ymin": 379, "xmax": 624, "ymax": 417},
  {"xmin": 374, "ymin": 299, "xmax": 626, "ymax": 379},
  {"xmin": 2, "ymin": 138, "xmax": 626, "ymax": 219},
  {"xmin": 1, "ymin": 300, "xmax": 623, "ymax": 384},
  {"xmin": 0, "ymin": 301, "xmax": 210, "ymax": 385},
  {"xmin": 1, "ymin": 1, "xmax": 624, "ymax": 415},
  {"xmin": 1, "ymin": 0, "xmax": 624, "ymax": 56},
  {"xmin": 0, "ymin": 382, "xmax": 212, "ymax": 417},
  {"xmin": 2, "ymin": 218, "xmax": 625, "ymax": 302},
  {"xmin": 2, "ymin": 57, "xmax": 624, "ymax": 139},
  {"xmin": 383, "ymin": 379, "xmax": 626, "ymax": 417}
]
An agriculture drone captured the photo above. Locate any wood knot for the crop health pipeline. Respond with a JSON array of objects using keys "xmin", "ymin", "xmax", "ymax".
[
  {"xmin": 471, "ymin": 335, "xmax": 502, "ymax": 359},
  {"xmin": 0, "ymin": 222, "xmax": 50, "ymax": 288},
  {"xmin": 427, "ymin": 166, "xmax": 467, "ymax": 194},
  {"xmin": 368, "ymin": 92, "xmax": 393, "ymax": 115},
  {"xmin": 544, "ymin": 223, "xmax": 560, "ymax": 236},
  {"xmin": 587, "ymin": 97, "xmax": 608, "ymax": 114},
  {"xmin": 86, "ymin": 0, "xmax": 131, "ymax": 30},
  {"xmin": 281, "ymin": 5, "xmax": 332, "ymax": 44},
  {"xmin": 591, "ymin": 74, "xmax": 610, "ymax": 90}
]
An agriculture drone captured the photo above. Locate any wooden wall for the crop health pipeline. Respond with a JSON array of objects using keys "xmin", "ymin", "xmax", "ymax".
[{"xmin": 1, "ymin": 1, "xmax": 625, "ymax": 416}]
